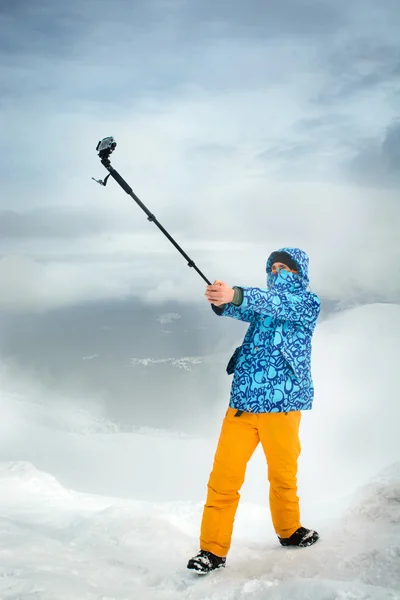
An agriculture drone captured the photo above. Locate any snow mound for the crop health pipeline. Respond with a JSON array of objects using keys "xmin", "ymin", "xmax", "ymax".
[
  {"xmin": 321, "ymin": 462, "xmax": 400, "ymax": 593},
  {"xmin": 346, "ymin": 462, "xmax": 400, "ymax": 525},
  {"xmin": 0, "ymin": 461, "xmax": 73, "ymax": 501},
  {"xmin": 300, "ymin": 302, "xmax": 400, "ymax": 503}
]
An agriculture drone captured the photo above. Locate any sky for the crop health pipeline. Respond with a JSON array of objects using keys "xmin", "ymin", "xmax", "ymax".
[{"xmin": 1, "ymin": 0, "xmax": 400, "ymax": 313}]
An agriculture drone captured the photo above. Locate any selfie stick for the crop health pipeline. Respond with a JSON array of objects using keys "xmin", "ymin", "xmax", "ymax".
[{"xmin": 92, "ymin": 137, "xmax": 212, "ymax": 286}]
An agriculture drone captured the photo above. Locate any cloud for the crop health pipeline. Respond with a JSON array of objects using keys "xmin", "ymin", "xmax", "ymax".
[
  {"xmin": 346, "ymin": 121, "xmax": 400, "ymax": 187},
  {"xmin": 0, "ymin": 0, "xmax": 399, "ymax": 312},
  {"xmin": 0, "ymin": 207, "xmax": 141, "ymax": 239},
  {"xmin": 172, "ymin": 0, "xmax": 345, "ymax": 40},
  {"xmin": 313, "ymin": 39, "xmax": 400, "ymax": 106},
  {"xmin": 0, "ymin": 256, "xmax": 137, "ymax": 312}
]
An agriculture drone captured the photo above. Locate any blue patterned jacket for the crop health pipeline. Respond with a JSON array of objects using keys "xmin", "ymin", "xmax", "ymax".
[{"xmin": 212, "ymin": 247, "xmax": 320, "ymax": 413}]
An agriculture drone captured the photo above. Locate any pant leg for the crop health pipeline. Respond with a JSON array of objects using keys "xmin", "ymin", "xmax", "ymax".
[
  {"xmin": 258, "ymin": 411, "xmax": 302, "ymax": 538},
  {"xmin": 200, "ymin": 408, "xmax": 259, "ymax": 557}
]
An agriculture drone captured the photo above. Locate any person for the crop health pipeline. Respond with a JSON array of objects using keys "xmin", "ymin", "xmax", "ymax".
[{"xmin": 187, "ymin": 247, "xmax": 321, "ymax": 574}]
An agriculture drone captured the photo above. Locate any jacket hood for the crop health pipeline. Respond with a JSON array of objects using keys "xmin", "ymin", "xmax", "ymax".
[{"xmin": 266, "ymin": 247, "xmax": 310, "ymax": 289}]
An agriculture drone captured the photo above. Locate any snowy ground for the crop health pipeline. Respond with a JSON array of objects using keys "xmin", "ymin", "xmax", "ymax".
[
  {"xmin": 0, "ymin": 303, "xmax": 399, "ymax": 599},
  {"xmin": 0, "ymin": 460, "xmax": 398, "ymax": 600}
]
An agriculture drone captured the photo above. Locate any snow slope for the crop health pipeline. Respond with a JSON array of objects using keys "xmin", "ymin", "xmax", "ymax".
[
  {"xmin": 0, "ymin": 460, "xmax": 398, "ymax": 599},
  {"xmin": 0, "ymin": 303, "xmax": 399, "ymax": 598}
]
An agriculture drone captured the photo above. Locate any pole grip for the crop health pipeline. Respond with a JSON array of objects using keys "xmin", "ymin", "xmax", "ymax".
[{"xmin": 109, "ymin": 169, "xmax": 133, "ymax": 196}]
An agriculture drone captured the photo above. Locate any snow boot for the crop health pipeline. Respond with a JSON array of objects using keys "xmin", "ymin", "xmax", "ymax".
[
  {"xmin": 187, "ymin": 550, "xmax": 226, "ymax": 574},
  {"xmin": 278, "ymin": 527, "xmax": 319, "ymax": 548}
]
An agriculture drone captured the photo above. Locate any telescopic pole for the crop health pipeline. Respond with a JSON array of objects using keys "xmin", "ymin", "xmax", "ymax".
[{"xmin": 92, "ymin": 137, "xmax": 212, "ymax": 286}]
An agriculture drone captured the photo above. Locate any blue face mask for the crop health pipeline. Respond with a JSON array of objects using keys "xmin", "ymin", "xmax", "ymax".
[{"xmin": 268, "ymin": 268, "xmax": 302, "ymax": 291}]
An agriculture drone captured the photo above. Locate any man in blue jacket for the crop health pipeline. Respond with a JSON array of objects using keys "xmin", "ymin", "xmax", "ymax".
[{"xmin": 187, "ymin": 247, "xmax": 321, "ymax": 574}]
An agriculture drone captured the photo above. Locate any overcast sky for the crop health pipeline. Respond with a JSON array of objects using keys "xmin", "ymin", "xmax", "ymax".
[{"xmin": 1, "ymin": 0, "xmax": 399, "ymax": 312}]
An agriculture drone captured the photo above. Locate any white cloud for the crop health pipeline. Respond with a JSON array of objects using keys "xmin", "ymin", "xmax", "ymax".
[
  {"xmin": 1, "ymin": 176, "xmax": 400, "ymax": 312},
  {"xmin": 1, "ymin": 0, "xmax": 399, "ymax": 311},
  {"xmin": 0, "ymin": 256, "xmax": 136, "ymax": 312}
]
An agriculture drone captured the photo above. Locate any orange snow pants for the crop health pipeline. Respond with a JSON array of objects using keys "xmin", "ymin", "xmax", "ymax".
[{"xmin": 200, "ymin": 408, "xmax": 302, "ymax": 557}]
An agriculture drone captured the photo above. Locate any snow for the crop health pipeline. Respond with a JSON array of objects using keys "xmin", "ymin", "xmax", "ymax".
[
  {"xmin": 0, "ymin": 303, "xmax": 400, "ymax": 599},
  {"xmin": 157, "ymin": 313, "xmax": 182, "ymax": 324},
  {"xmin": 0, "ymin": 461, "xmax": 398, "ymax": 599},
  {"xmin": 130, "ymin": 356, "xmax": 203, "ymax": 370}
]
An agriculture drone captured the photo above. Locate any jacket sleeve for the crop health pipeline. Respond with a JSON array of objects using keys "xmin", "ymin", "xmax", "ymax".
[
  {"xmin": 239, "ymin": 286, "xmax": 320, "ymax": 326},
  {"xmin": 211, "ymin": 302, "xmax": 255, "ymax": 323}
]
